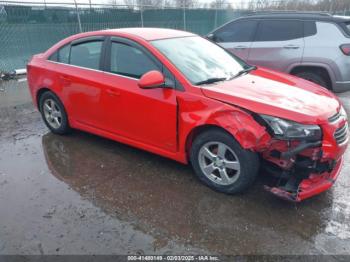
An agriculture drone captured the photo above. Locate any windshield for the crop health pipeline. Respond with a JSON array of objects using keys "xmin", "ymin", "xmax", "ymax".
[{"xmin": 151, "ymin": 36, "xmax": 248, "ymax": 85}]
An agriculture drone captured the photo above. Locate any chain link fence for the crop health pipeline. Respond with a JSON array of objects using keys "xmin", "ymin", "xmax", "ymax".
[{"xmin": 1, "ymin": 0, "xmax": 350, "ymax": 72}]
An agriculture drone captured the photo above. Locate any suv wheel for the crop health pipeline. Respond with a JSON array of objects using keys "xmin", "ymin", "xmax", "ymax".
[
  {"xmin": 190, "ymin": 129, "xmax": 259, "ymax": 194},
  {"xmin": 39, "ymin": 91, "xmax": 71, "ymax": 135},
  {"xmin": 295, "ymin": 71, "xmax": 328, "ymax": 89}
]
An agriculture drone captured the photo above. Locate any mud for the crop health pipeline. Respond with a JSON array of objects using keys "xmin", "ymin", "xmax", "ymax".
[{"xmin": 0, "ymin": 80, "xmax": 350, "ymax": 255}]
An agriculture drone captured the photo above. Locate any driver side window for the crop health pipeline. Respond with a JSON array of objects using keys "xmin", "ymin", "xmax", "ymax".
[{"xmin": 110, "ymin": 42, "xmax": 159, "ymax": 79}]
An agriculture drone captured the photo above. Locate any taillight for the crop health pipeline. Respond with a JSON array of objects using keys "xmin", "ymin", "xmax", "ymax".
[{"xmin": 340, "ymin": 44, "xmax": 350, "ymax": 55}]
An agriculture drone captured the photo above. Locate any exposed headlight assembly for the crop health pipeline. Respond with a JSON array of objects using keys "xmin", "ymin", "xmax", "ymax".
[{"xmin": 260, "ymin": 115, "xmax": 322, "ymax": 141}]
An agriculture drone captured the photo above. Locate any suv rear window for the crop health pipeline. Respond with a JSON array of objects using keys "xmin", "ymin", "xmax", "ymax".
[
  {"xmin": 256, "ymin": 20, "xmax": 303, "ymax": 41},
  {"xmin": 304, "ymin": 21, "xmax": 317, "ymax": 37}
]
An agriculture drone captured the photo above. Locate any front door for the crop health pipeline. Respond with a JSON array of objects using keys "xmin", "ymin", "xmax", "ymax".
[
  {"xmin": 213, "ymin": 19, "xmax": 258, "ymax": 61},
  {"xmin": 101, "ymin": 39, "xmax": 178, "ymax": 152}
]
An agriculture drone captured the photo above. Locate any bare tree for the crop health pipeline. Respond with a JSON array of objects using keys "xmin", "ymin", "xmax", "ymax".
[
  {"xmin": 172, "ymin": 0, "xmax": 199, "ymax": 8},
  {"xmin": 244, "ymin": 0, "xmax": 350, "ymax": 13},
  {"xmin": 119, "ymin": 0, "xmax": 350, "ymax": 12},
  {"xmin": 123, "ymin": 0, "xmax": 166, "ymax": 9},
  {"xmin": 209, "ymin": 0, "xmax": 231, "ymax": 9}
]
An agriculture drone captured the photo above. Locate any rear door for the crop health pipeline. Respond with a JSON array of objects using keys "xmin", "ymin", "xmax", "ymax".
[
  {"xmin": 212, "ymin": 19, "xmax": 258, "ymax": 61},
  {"xmin": 47, "ymin": 36, "xmax": 109, "ymax": 129},
  {"xmin": 247, "ymin": 19, "xmax": 304, "ymax": 72}
]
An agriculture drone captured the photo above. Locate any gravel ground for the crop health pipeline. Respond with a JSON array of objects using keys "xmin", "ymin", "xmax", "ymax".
[{"xmin": 0, "ymin": 79, "xmax": 349, "ymax": 255}]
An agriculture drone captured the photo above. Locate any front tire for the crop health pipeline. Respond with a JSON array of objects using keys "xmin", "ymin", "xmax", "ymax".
[
  {"xmin": 39, "ymin": 91, "xmax": 71, "ymax": 135},
  {"xmin": 190, "ymin": 129, "xmax": 259, "ymax": 194}
]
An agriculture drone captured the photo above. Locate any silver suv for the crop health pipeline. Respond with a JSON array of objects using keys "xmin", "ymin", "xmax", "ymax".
[{"xmin": 208, "ymin": 13, "xmax": 350, "ymax": 92}]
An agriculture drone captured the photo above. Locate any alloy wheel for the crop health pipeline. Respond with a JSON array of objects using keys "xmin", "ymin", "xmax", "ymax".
[
  {"xmin": 43, "ymin": 99, "xmax": 62, "ymax": 129},
  {"xmin": 198, "ymin": 141, "xmax": 241, "ymax": 186}
]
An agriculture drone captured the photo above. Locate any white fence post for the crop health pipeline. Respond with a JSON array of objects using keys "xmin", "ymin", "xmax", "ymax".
[
  {"xmin": 140, "ymin": 0, "xmax": 144, "ymax": 27},
  {"xmin": 73, "ymin": 0, "xmax": 82, "ymax": 33},
  {"xmin": 183, "ymin": 0, "xmax": 186, "ymax": 30}
]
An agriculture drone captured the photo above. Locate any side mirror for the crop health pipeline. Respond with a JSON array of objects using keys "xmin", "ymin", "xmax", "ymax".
[{"xmin": 138, "ymin": 70, "xmax": 165, "ymax": 89}]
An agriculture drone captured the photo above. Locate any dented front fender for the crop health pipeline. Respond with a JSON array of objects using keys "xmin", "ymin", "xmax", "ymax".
[{"xmin": 177, "ymin": 93, "xmax": 271, "ymax": 163}]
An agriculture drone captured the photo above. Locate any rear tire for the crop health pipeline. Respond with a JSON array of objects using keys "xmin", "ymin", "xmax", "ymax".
[
  {"xmin": 294, "ymin": 71, "xmax": 328, "ymax": 89},
  {"xmin": 190, "ymin": 129, "xmax": 259, "ymax": 194},
  {"xmin": 39, "ymin": 91, "xmax": 71, "ymax": 135}
]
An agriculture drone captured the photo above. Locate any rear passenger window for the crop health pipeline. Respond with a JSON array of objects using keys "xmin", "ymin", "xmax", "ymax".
[
  {"xmin": 48, "ymin": 52, "xmax": 58, "ymax": 62},
  {"xmin": 58, "ymin": 45, "xmax": 70, "ymax": 64},
  {"xmin": 256, "ymin": 20, "xmax": 303, "ymax": 41},
  {"xmin": 48, "ymin": 45, "xmax": 70, "ymax": 63},
  {"xmin": 110, "ymin": 42, "xmax": 159, "ymax": 78},
  {"xmin": 70, "ymin": 41, "xmax": 102, "ymax": 70},
  {"xmin": 214, "ymin": 20, "xmax": 257, "ymax": 42},
  {"xmin": 304, "ymin": 21, "xmax": 317, "ymax": 37}
]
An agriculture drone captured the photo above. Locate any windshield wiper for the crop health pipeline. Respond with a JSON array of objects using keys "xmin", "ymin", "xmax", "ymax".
[
  {"xmin": 195, "ymin": 66, "xmax": 257, "ymax": 85},
  {"xmin": 231, "ymin": 65, "xmax": 257, "ymax": 79},
  {"xmin": 195, "ymin": 77, "xmax": 227, "ymax": 86}
]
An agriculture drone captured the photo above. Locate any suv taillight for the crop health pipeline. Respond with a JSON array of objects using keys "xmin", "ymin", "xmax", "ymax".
[{"xmin": 340, "ymin": 44, "xmax": 350, "ymax": 55}]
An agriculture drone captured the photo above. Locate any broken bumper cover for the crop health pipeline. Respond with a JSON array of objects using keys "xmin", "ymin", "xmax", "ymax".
[{"xmin": 265, "ymin": 156, "xmax": 344, "ymax": 202}]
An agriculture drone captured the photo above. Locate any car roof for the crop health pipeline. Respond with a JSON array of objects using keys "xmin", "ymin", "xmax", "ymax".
[
  {"xmin": 239, "ymin": 13, "xmax": 350, "ymax": 23},
  {"xmin": 101, "ymin": 27, "xmax": 195, "ymax": 41}
]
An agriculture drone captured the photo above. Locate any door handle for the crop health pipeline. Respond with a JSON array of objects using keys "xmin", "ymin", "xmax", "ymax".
[
  {"xmin": 283, "ymin": 45, "xmax": 300, "ymax": 49},
  {"xmin": 106, "ymin": 89, "xmax": 120, "ymax": 96},
  {"xmin": 234, "ymin": 45, "xmax": 248, "ymax": 50}
]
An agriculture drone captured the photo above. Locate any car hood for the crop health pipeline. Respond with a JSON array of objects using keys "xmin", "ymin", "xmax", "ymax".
[{"xmin": 200, "ymin": 67, "xmax": 340, "ymax": 124}]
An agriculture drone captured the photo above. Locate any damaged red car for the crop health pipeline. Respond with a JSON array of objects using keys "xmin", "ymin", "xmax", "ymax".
[{"xmin": 27, "ymin": 28, "xmax": 349, "ymax": 202}]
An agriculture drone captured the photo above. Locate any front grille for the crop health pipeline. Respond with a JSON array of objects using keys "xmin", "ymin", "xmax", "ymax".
[
  {"xmin": 329, "ymin": 111, "xmax": 341, "ymax": 123},
  {"xmin": 334, "ymin": 123, "xmax": 349, "ymax": 145}
]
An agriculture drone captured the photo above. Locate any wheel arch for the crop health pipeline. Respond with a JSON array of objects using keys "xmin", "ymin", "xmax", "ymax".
[
  {"xmin": 289, "ymin": 64, "xmax": 334, "ymax": 90},
  {"xmin": 36, "ymin": 87, "xmax": 52, "ymax": 111},
  {"xmin": 184, "ymin": 112, "xmax": 271, "ymax": 161}
]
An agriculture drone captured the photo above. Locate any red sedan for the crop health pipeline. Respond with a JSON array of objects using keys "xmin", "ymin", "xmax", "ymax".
[{"xmin": 27, "ymin": 28, "xmax": 348, "ymax": 202}]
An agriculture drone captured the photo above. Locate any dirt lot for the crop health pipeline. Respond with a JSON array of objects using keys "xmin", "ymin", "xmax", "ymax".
[{"xmin": 0, "ymin": 79, "xmax": 350, "ymax": 255}]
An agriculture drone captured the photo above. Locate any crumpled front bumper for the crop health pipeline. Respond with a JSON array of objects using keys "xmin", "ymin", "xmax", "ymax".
[
  {"xmin": 262, "ymin": 113, "xmax": 348, "ymax": 202},
  {"xmin": 265, "ymin": 156, "xmax": 344, "ymax": 202}
]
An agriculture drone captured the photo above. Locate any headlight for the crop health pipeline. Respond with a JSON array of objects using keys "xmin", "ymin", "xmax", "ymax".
[{"xmin": 260, "ymin": 115, "xmax": 322, "ymax": 141}]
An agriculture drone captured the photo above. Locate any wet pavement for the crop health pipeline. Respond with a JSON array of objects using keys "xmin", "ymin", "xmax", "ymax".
[{"xmin": 0, "ymin": 80, "xmax": 350, "ymax": 255}]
